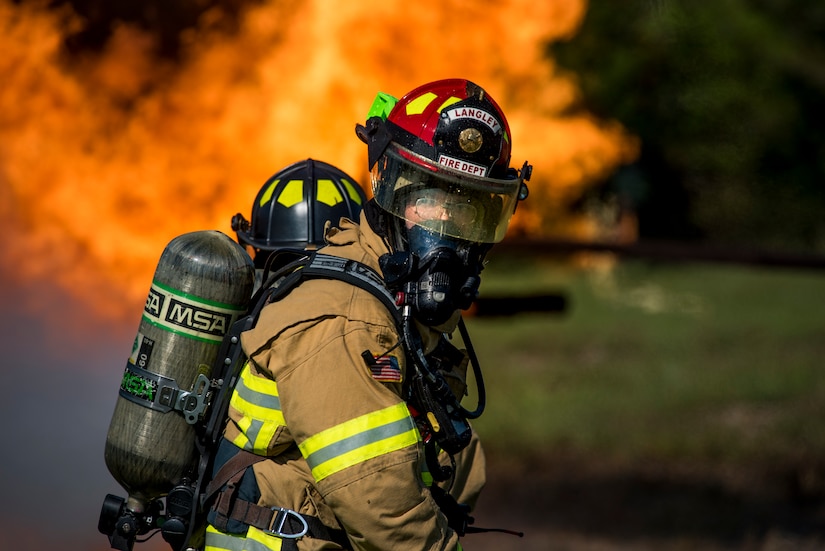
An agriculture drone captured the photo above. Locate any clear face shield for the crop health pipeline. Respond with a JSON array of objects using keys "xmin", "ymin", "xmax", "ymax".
[
  {"xmin": 371, "ymin": 144, "xmax": 524, "ymax": 246},
  {"xmin": 372, "ymin": 143, "xmax": 528, "ymax": 326}
]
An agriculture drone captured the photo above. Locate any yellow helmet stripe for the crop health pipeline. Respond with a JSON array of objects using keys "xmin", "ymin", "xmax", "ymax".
[
  {"xmin": 316, "ymin": 178, "xmax": 345, "ymax": 207},
  {"xmin": 341, "ymin": 178, "xmax": 363, "ymax": 205},
  {"xmin": 276, "ymin": 179, "xmax": 304, "ymax": 208},
  {"xmin": 405, "ymin": 92, "xmax": 438, "ymax": 115},
  {"xmin": 436, "ymin": 96, "xmax": 462, "ymax": 113},
  {"xmin": 258, "ymin": 180, "xmax": 280, "ymax": 208}
]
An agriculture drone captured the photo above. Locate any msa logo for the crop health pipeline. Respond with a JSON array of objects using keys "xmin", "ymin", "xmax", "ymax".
[
  {"xmin": 143, "ymin": 282, "xmax": 242, "ymax": 342},
  {"xmin": 121, "ymin": 369, "xmax": 157, "ymax": 401},
  {"xmin": 145, "ymin": 288, "xmax": 165, "ymax": 318},
  {"xmin": 166, "ymin": 298, "xmax": 231, "ymax": 337}
]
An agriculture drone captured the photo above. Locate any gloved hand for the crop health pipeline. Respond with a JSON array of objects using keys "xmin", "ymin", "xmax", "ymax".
[{"xmin": 429, "ymin": 485, "xmax": 474, "ymax": 536}]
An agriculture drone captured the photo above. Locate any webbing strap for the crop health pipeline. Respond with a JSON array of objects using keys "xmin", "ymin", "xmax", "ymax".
[
  {"xmin": 267, "ymin": 253, "xmax": 403, "ymax": 330},
  {"xmin": 205, "ymin": 448, "xmax": 266, "ymax": 501},
  {"xmin": 207, "ymin": 449, "xmax": 351, "ymax": 549},
  {"xmin": 212, "ymin": 489, "xmax": 350, "ymax": 549}
]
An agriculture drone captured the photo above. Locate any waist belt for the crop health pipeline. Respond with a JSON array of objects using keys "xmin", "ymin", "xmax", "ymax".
[{"xmin": 206, "ymin": 448, "xmax": 351, "ymax": 550}]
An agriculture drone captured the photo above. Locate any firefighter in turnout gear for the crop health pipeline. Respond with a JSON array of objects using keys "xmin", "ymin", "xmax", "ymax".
[{"xmin": 204, "ymin": 79, "xmax": 531, "ymax": 550}]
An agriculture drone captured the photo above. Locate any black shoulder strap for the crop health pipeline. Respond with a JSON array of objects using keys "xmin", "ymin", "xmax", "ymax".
[
  {"xmin": 299, "ymin": 253, "xmax": 402, "ymax": 326},
  {"xmin": 262, "ymin": 252, "xmax": 402, "ymax": 328}
]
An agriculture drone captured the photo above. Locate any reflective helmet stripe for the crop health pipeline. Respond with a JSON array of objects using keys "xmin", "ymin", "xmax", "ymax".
[
  {"xmin": 258, "ymin": 179, "xmax": 280, "ymax": 208},
  {"xmin": 405, "ymin": 91, "xmax": 438, "ymax": 115},
  {"xmin": 276, "ymin": 179, "xmax": 304, "ymax": 208},
  {"xmin": 341, "ymin": 178, "xmax": 364, "ymax": 205},
  {"xmin": 315, "ymin": 179, "xmax": 345, "ymax": 207}
]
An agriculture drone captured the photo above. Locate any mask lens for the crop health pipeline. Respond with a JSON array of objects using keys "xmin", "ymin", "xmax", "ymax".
[
  {"xmin": 451, "ymin": 203, "xmax": 477, "ymax": 226},
  {"xmin": 413, "ymin": 196, "xmax": 478, "ymax": 226},
  {"xmin": 413, "ymin": 197, "xmax": 441, "ymax": 219}
]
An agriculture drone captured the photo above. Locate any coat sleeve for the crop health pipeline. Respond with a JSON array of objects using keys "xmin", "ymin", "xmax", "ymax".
[{"xmin": 255, "ymin": 312, "xmax": 461, "ymax": 551}]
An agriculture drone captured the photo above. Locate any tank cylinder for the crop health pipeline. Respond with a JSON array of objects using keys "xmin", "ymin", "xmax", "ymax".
[{"xmin": 104, "ymin": 230, "xmax": 254, "ymax": 506}]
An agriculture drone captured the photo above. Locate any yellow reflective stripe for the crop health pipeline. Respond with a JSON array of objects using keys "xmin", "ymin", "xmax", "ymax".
[
  {"xmin": 419, "ymin": 447, "xmax": 432, "ymax": 486},
  {"xmin": 276, "ymin": 180, "xmax": 303, "ymax": 208},
  {"xmin": 299, "ymin": 402, "xmax": 419, "ymax": 482},
  {"xmin": 247, "ymin": 527, "xmax": 283, "ymax": 551},
  {"xmin": 436, "ymin": 96, "xmax": 462, "ymax": 113},
  {"xmin": 205, "ymin": 525, "xmax": 282, "ymax": 551},
  {"xmin": 229, "ymin": 364, "xmax": 285, "ymax": 453},
  {"xmin": 406, "ymin": 92, "xmax": 437, "ymax": 115},
  {"xmin": 341, "ymin": 179, "xmax": 363, "ymax": 205},
  {"xmin": 420, "ymin": 460, "xmax": 434, "ymax": 487},
  {"xmin": 231, "ymin": 366, "xmax": 284, "ymax": 420},
  {"xmin": 231, "ymin": 430, "xmax": 251, "ymax": 451},
  {"xmin": 258, "ymin": 180, "xmax": 280, "ymax": 208},
  {"xmin": 316, "ymin": 179, "xmax": 345, "ymax": 206}
]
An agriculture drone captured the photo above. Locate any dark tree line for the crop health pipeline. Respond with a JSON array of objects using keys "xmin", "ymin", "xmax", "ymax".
[{"xmin": 550, "ymin": 0, "xmax": 825, "ymax": 252}]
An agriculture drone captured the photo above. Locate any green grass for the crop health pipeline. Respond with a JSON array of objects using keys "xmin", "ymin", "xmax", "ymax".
[{"xmin": 463, "ymin": 253, "xmax": 825, "ymax": 468}]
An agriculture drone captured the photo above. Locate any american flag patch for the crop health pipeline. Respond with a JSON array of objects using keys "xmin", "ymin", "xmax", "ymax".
[{"xmin": 369, "ymin": 355, "xmax": 402, "ymax": 382}]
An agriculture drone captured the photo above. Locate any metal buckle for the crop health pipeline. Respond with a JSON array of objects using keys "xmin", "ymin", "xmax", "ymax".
[{"xmin": 264, "ymin": 507, "xmax": 308, "ymax": 539}]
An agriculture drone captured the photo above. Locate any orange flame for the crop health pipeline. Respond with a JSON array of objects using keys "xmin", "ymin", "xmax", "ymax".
[{"xmin": 0, "ymin": 0, "xmax": 638, "ymax": 323}]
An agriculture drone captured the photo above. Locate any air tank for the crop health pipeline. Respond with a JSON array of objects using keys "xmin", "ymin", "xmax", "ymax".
[{"xmin": 104, "ymin": 230, "xmax": 254, "ymax": 512}]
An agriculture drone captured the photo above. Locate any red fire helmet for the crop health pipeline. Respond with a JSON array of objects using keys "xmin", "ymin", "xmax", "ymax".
[{"xmin": 357, "ymin": 78, "xmax": 531, "ymax": 244}]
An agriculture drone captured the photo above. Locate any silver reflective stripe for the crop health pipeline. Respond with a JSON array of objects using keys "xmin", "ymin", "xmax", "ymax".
[
  {"xmin": 304, "ymin": 416, "xmax": 415, "ymax": 470},
  {"xmin": 240, "ymin": 418, "xmax": 265, "ymax": 452},
  {"xmin": 234, "ymin": 376, "xmax": 282, "ymax": 410}
]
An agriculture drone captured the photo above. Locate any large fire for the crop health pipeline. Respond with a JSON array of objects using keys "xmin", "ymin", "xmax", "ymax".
[{"xmin": 0, "ymin": 0, "xmax": 638, "ymax": 323}]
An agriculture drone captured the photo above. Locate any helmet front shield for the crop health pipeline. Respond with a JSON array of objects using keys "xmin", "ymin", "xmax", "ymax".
[{"xmin": 371, "ymin": 144, "xmax": 524, "ymax": 244}]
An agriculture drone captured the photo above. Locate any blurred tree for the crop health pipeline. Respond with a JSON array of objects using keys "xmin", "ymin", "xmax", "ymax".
[{"xmin": 551, "ymin": 0, "xmax": 825, "ymax": 251}]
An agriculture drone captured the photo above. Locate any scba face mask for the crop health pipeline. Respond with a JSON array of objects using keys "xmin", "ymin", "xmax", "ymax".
[{"xmin": 380, "ymin": 223, "xmax": 491, "ymax": 326}]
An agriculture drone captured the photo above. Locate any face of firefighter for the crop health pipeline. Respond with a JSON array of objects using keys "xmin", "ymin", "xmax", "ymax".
[
  {"xmin": 404, "ymin": 189, "xmax": 478, "ymax": 229},
  {"xmin": 378, "ymin": 188, "xmax": 489, "ymax": 327}
]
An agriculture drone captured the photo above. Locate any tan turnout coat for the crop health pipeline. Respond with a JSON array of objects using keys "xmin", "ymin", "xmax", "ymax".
[{"xmin": 212, "ymin": 213, "xmax": 485, "ymax": 551}]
